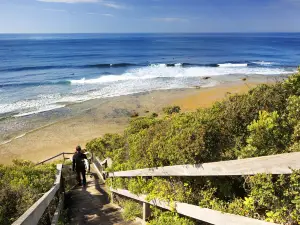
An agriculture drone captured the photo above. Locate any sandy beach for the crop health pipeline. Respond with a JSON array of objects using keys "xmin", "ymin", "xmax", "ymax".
[{"xmin": 0, "ymin": 76, "xmax": 277, "ymax": 164}]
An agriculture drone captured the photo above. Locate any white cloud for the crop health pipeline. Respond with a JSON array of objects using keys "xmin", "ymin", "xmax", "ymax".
[
  {"xmin": 102, "ymin": 2, "xmax": 124, "ymax": 9},
  {"xmin": 102, "ymin": 13, "xmax": 114, "ymax": 16},
  {"xmin": 37, "ymin": 0, "xmax": 99, "ymax": 3},
  {"xmin": 87, "ymin": 12, "xmax": 114, "ymax": 16},
  {"xmin": 37, "ymin": 0, "xmax": 125, "ymax": 9},
  {"xmin": 152, "ymin": 17, "xmax": 188, "ymax": 22},
  {"xmin": 43, "ymin": 8, "xmax": 68, "ymax": 12}
]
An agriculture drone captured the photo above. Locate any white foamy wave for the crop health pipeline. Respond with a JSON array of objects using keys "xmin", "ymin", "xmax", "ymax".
[
  {"xmin": 70, "ymin": 75, "xmax": 132, "ymax": 85},
  {"xmin": 70, "ymin": 65, "xmax": 294, "ymax": 85},
  {"xmin": 251, "ymin": 61, "xmax": 276, "ymax": 66},
  {"xmin": 218, "ymin": 63, "xmax": 248, "ymax": 67},
  {"xmin": 150, "ymin": 63, "xmax": 182, "ymax": 67},
  {"xmin": 14, "ymin": 104, "xmax": 65, "ymax": 118},
  {"xmin": 0, "ymin": 94, "xmax": 61, "ymax": 115},
  {"xmin": 1, "ymin": 64, "xmax": 295, "ymax": 117},
  {"xmin": 150, "ymin": 63, "xmax": 168, "ymax": 68}
]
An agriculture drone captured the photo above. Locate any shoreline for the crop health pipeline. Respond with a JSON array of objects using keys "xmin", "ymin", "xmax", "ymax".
[{"xmin": 0, "ymin": 75, "xmax": 279, "ymax": 164}]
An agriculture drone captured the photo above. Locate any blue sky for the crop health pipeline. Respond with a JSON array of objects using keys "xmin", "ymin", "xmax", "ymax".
[{"xmin": 0, "ymin": 0, "xmax": 299, "ymax": 33}]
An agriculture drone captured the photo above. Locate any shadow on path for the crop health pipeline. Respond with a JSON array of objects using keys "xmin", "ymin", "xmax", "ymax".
[{"xmin": 66, "ymin": 172, "xmax": 140, "ymax": 225}]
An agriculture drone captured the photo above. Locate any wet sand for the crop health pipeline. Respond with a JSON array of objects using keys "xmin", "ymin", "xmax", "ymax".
[{"xmin": 0, "ymin": 76, "xmax": 277, "ymax": 164}]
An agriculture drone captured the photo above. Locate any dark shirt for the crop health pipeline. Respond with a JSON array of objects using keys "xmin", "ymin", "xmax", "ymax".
[{"xmin": 72, "ymin": 152, "xmax": 87, "ymax": 172}]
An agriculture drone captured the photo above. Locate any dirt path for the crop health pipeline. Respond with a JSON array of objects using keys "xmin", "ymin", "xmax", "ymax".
[{"xmin": 66, "ymin": 173, "xmax": 141, "ymax": 225}]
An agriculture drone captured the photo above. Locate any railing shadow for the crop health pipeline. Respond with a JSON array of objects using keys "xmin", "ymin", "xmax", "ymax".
[{"xmin": 64, "ymin": 172, "xmax": 124, "ymax": 225}]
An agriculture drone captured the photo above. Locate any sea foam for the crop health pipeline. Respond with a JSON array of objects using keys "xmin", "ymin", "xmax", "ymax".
[
  {"xmin": 70, "ymin": 64, "xmax": 293, "ymax": 85},
  {"xmin": 1, "ymin": 64, "xmax": 295, "ymax": 118},
  {"xmin": 218, "ymin": 63, "xmax": 248, "ymax": 67},
  {"xmin": 251, "ymin": 61, "xmax": 276, "ymax": 66}
]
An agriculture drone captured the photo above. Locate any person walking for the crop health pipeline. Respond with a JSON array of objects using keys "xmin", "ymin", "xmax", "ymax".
[{"xmin": 72, "ymin": 145, "xmax": 87, "ymax": 186}]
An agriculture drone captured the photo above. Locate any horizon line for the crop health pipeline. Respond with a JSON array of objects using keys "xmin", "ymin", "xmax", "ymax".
[{"xmin": 1, "ymin": 32, "xmax": 300, "ymax": 34}]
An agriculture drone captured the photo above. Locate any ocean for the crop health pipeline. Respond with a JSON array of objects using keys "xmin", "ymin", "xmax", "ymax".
[{"xmin": 0, "ymin": 33, "xmax": 300, "ymax": 118}]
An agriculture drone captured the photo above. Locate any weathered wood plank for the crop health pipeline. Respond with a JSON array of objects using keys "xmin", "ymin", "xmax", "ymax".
[
  {"xmin": 13, "ymin": 164, "xmax": 63, "ymax": 225},
  {"xmin": 51, "ymin": 193, "xmax": 64, "ymax": 225},
  {"xmin": 36, "ymin": 153, "xmax": 63, "ymax": 165},
  {"xmin": 36, "ymin": 152, "xmax": 73, "ymax": 165},
  {"xmin": 92, "ymin": 163, "xmax": 105, "ymax": 184},
  {"xmin": 109, "ymin": 152, "xmax": 300, "ymax": 177},
  {"xmin": 111, "ymin": 188, "xmax": 277, "ymax": 225},
  {"xmin": 96, "ymin": 157, "xmax": 112, "ymax": 168}
]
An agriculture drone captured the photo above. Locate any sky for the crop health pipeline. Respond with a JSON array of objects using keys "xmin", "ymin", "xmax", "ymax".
[{"xmin": 0, "ymin": 0, "xmax": 299, "ymax": 33}]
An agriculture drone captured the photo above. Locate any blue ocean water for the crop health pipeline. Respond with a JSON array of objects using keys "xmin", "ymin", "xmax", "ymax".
[{"xmin": 0, "ymin": 33, "xmax": 299, "ymax": 117}]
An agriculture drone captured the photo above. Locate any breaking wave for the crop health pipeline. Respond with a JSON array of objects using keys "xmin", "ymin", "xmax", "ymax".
[
  {"xmin": 70, "ymin": 64, "xmax": 294, "ymax": 85},
  {"xmin": 1, "ymin": 62, "xmax": 296, "ymax": 118},
  {"xmin": 0, "ymin": 61, "xmax": 282, "ymax": 73}
]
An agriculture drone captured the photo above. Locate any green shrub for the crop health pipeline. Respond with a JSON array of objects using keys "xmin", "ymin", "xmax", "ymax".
[
  {"xmin": 162, "ymin": 106, "xmax": 181, "ymax": 115},
  {"xmin": 88, "ymin": 70, "xmax": 300, "ymax": 224},
  {"xmin": 0, "ymin": 161, "xmax": 56, "ymax": 224},
  {"xmin": 287, "ymin": 95, "xmax": 300, "ymax": 125},
  {"xmin": 119, "ymin": 199, "xmax": 142, "ymax": 221},
  {"xmin": 151, "ymin": 112, "xmax": 158, "ymax": 118},
  {"xmin": 240, "ymin": 111, "xmax": 290, "ymax": 158},
  {"xmin": 148, "ymin": 211, "xmax": 195, "ymax": 225},
  {"xmin": 86, "ymin": 133, "xmax": 125, "ymax": 159}
]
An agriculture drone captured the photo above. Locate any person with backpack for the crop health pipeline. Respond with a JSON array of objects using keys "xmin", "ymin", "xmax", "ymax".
[{"xmin": 72, "ymin": 145, "xmax": 87, "ymax": 186}]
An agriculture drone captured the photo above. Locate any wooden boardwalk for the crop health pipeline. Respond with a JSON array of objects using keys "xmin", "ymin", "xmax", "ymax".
[
  {"xmin": 16, "ymin": 152, "xmax": 297, "ymax": 225},
  {"xmin": 66, "ymin": 172, "xmax": 141, "ymax": 225}
]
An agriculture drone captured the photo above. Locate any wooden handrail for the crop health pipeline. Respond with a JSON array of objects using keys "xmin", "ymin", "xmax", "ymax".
[
  {"xmin": 36, "ymin": 152, "xmax": 74, "ymax": 165},
  {"xmin": 111, "ymin": 188, "xmax": 277, "ymax": 225},
  {"xmin": 13, "ymin": 164, "xmax": 63, "ymax": 225},
  {"xmin": 107, "ymin": 152, "xmax": 300, "ymax": 225},
  {"xmin": 91, "ymin": 156, "xmax": 108, "ymax": 184},
  {"xmin": 13, "ymin": 152, "xmax": 91, "ymax": 224},
  {"xmin": 109, "ymin": 152, "xmax": 300, "ymax": 177}
]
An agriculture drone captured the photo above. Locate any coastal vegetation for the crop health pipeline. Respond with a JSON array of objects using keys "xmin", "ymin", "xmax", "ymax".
[
  {"xmin": 0, "ymin": 160, "xmax": 56, "ymax": 225},
  {"xmin": 87, "ymin": 69, "xmax": 300, "ymax": 224}
]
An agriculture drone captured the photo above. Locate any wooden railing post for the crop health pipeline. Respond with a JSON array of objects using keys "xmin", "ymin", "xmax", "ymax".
[
  {"xmin": 111, "ymin": 192, "xmax": 114, "ymax": 204},
  {"xmin": 142, "ymin": 202, "xmax": 151, "ymax": 221}
]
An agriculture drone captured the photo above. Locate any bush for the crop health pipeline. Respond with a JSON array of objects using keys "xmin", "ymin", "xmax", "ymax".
[
  {"xmin": 0, "ymin": 161, "xmax": 56, "ymax": 224},
  {"xmin": 87, "ymin": 70, "xmax": 300, "ymax": 224},
  {"xmin": 86, "ymin": 133, "xmax": 125, "ymax": 159},
  {"xmin": 162, "ymin": 106, "xmax": 181, "ymax": 115},
  {"xmin": 151, "ymin": 112, "xmax": 158, "ymax": 118},
  {"xmin": 148, "ymin": 211, "xmax": 195, "ymax": 225},
  {"xmin": 119, "ymin": 199, "xmax": 142, "ymax": 221},
  {"xmin": 240, "ymin": 111, "xmax": 290, "ymax": 158}
]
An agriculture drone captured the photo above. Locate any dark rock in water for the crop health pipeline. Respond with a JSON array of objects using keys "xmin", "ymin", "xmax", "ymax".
[
  {"xmin": 242, "ymin": 77, "xmax": 247, "ymax": 81},
  {"xmin": 203, "ymin": 76, "xmax": 211, "ymax": 80},
  {"xmin": 194, "ymin": 86, "xmax": 201, "ymax": 89}
]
